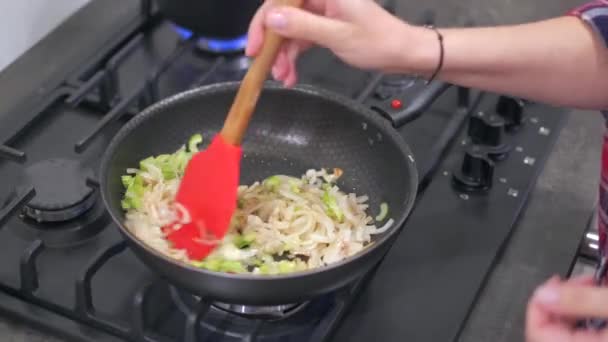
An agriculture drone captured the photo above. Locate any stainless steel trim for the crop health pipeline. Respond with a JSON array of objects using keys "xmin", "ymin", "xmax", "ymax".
[
  {"xmin": 580, "ymin": 210, "xmax": 600, "ymax": 261},
  {"xmin": 212, "ymin": 302, "xmax": 309, "ymax": 319}
]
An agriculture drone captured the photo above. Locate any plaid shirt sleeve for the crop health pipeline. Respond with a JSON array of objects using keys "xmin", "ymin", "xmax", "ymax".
[
  {"xmin": 569, "ymin": 2, "xmax": 608, "ymax": 260},
  {"xmin": 567, "ymin": 0, "xmax": 608, "ymax": 47}
]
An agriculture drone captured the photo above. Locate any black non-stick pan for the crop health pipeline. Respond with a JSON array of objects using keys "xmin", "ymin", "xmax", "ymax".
[{"xmin": 100, "ymin": 82, "xmax": 418, "ymax": 305}]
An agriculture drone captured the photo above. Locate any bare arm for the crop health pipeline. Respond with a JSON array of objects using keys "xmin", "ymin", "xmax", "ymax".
[
  {"xmin": 248, "ymin": 1, "xmax": 608, "ymax": 111},
  {"xmin": 408, "ymin": 16, "xmax": 608, "ymax": 110}
]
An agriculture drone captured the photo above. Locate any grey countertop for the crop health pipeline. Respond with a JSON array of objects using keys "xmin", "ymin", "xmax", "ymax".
[
  {"xmin": 0, "ymin": 0, "xmax": 603, "ymax": 341},
  {"xmin": 0, "ymin": 317, "xmax": 61, "ymax": 342},
  {"xmin": 460, "ymin": 110, "xmax": 603, "ymax": 341}
]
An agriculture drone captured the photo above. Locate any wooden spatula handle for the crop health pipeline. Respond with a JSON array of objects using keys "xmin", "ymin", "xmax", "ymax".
[{"xmin": 220, "ymin": 0, "xmax": 304, "ymax": 145}]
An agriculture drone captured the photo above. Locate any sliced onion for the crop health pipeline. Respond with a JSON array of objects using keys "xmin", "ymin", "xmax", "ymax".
[
  {"xmin": 369, "ymin": 218, "xmax": 395, "ymax": 235},
  {"xmin": 124, "ymin": 165, "xmax": 384, "ymax": 271},
  {"xmin": 173, "ymin": 202, "xmax": 191, "ymax": 224}
]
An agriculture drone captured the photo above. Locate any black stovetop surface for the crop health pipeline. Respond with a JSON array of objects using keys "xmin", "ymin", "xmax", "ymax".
[{"xmin": 0, "ymin": 1, "xmax": 569, "ymax": 341}]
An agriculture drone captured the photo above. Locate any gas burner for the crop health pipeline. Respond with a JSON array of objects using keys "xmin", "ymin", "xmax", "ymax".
[
  {"xmin": 170, "ymin": 285, "xmax": 309, "ymax": 321},
  {"xmin": 13, "ymin": 201, "xmax": 108, "ymax": 247},
  {"xmin": 194, "ymin": 55, "xmax": 252, "ymax": 86},
  {"xmin": 22, "ymin": 159, "xmax": 95, "ymax": 223},
  {"xmin": 212, "ymin": 302, "xmax": 309, "ymax": 320},
  {"xmin": 195, "ymin": 35, "xmax": 248, "ymax": 54},
  {"xmin": 169, "ymin": 285, "xmax": 331, "ymax": 339},
  {"xmin": 172, "ymin": 24, "xmax": 248, "ymax": 54},
  {"xmin": 224, "ymin": 55, "xmax": 252, "ymax": 71}
]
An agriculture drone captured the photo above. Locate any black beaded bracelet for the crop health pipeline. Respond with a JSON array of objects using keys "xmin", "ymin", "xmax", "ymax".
[{"xmin": 425, "ymin": 25, "xmax": 444, "ymax": 84}]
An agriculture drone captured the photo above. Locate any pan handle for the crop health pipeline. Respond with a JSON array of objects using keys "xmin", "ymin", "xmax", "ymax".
[
  {"xmin": 577, "ymin": 256, "xmax": 608, "ymax": 330},
  {"xmin": 389, "ymin": 81, "xmax": 452, "ymax": 127},
  {"xmin": 387, "ymin": 9, "xmax": 451, "ymax": 127},
  {"xmin": 368, "ymin": 18, "xmax": 475, "ymax": 129},
  {"xmin": 367, "ymin": 79, "xmax": 453, "ymax": 128}
]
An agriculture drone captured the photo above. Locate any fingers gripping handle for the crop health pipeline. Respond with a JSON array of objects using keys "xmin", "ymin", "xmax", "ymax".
[
  {"xmin": 577, "ymin": 256, "xmax": 608, "ymax": 331},
  {"xmin": 220, "ymin": 0, "xmax": 304, "ymax": 145}
]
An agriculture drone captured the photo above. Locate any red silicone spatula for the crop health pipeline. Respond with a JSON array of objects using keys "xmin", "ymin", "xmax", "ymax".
[{"xmin": 165, "ymin": 0, "xmax": 303, "ymax": 261}]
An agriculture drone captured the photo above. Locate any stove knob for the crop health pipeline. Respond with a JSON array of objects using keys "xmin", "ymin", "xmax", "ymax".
[
  {"xmin": 468, "ymin": 112, "xmax": 511, "ymax": 160},
  {"xmin": 496, "ymin": 96, "xmax": 524, "ymax": 131},
  {"xmin": 468, "ymin": 111, "xmax": 505, "ymax": 147},
  {"xmin": 452, "ymin": 146, "xmax": 495, "ymax": 193}
]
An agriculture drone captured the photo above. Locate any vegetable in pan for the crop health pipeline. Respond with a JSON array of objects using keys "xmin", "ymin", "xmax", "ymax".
[{"xmin": 121, "ymin": 135, "xmax": 393, "ymax": 275}]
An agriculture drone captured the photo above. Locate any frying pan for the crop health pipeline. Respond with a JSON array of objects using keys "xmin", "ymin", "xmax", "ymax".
[{"xmin": 100, "ymin": 81, "xmax": 418, "ymax": 305}]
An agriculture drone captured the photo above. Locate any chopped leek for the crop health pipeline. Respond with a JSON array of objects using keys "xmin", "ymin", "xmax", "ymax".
[
  {"xmin": 219, "ymin": 260, "xmax": 246, "ymax": 273},
  {"xmin": 191, "ymin": 259, "xmax": 246, "ymax": 273},
  {"xmin": 190, "ymin": 260, "xmax": 205, "ymax": 268},
  {"xmin": 249, "ymin": 258, "xmax": 264, "ymax": 267},
  {"xmin": 139, "ymin": 156, "xmax": 155, "ymax": 172},
  {"xmin": 289, "ymin": 180, "xmax": 301, "ymax": 193},
  {"xmin": 255, "ymin": 259, "xmax": 306, "ymax": 275},
  {"xmin": 278, "ymin": 260, "xmax": 296, "ymax": 273},
  {"xmin": 121, "ymin": 199, "xmax": 131, "ymax": 210},
  {"xmin": 192, "ymin": 258, "xmax": 221, "ymax": 272},
  {"xmin": 233, "ymin": 233, "xmax": 256, "ymax": 249},
  {"xmin": 322, "ymin": 190, "xmax": 343, "ymax": 222},
  {"xmin": 139, "ymin": 153, "xmax": 185, "ymax": 180},
  {"xmin": 128, "ymin": 196, "xmax": 143, "ymax": 210},
  {"xmin": 258, "ymin": 264, "xmax": 272, "ymax": 275},
  {"xmin": 122, "ymin": 133, "xmax": 199, "ymax": 208},
  {"xmin": 121, "ymin": 175, "xmax": 134, "ymax": 188},
  {"xmin": 375, "ymin": 202, "xmax": 389, "ymax": 222},
  {"xmin": 188, "ymin": 133, "xmax": 203, "ymax": 152},
  {"xmin": 172, "ymin": 148, "xmax": 190, "ymax": 174},
  {"xmin": 263, "ymin": 175, "xmax": 281, "ymax": 190},
  {"xmin": 122, "ymin": 174, "xmax": 145, "ymax": 210}
]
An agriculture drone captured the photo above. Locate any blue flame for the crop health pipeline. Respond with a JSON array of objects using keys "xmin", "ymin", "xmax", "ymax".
[
  {"xmin": 173, "ymin": 25, "xmax": 195, "ymax": 40},
  {"xmin": 172, "ymin": 24, "xmax": 248, "ymax": 53}
]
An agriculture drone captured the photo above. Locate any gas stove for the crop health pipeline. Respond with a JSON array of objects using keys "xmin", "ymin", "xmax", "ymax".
[{"xmin": 0, "ymin": 1, "xmax": 569, "ymax": 341}]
